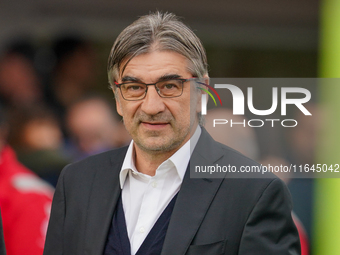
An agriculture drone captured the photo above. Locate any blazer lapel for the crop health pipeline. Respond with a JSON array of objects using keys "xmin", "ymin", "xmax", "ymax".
[
  {"xmin": 84, "ymin": 147, "xmax": 127, "ymax": 255},
  {"xmin": 161, "ymin": 128, "xmax": 226, "ymax": 255}
]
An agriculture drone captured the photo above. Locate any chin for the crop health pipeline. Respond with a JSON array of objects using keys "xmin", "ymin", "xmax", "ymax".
[{"xmin": 137, "ymin": 139, "xmax": 181, "ymax": 153}]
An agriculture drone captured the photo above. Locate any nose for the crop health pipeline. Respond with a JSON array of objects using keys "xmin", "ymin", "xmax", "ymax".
[{"xmin": 140, "ymin": 85, "xmax": 166, "ymax": 115}]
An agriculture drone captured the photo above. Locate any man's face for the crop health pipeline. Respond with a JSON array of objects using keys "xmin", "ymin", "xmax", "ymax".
[{"xmin": 115, "ymin": 50, "xmax": 202, "ymax": 154}]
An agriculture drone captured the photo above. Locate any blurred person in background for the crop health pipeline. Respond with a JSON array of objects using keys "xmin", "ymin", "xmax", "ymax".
[
  {"xmin": 0, "ymin": 103, "xmax": 54, "ymax": 255},
  {"xmin": 45, "ymin": 35, "xmax": 97, "ymax": 122},
  {"xmin": 7, "ymin": 104, "xmax": 70, "ymax": 187},
  {"xmin": 65, "ymin": 94, "xmax": 130, "ymax": 160},
  {"xmin": 285, "ymin": 102, "xmax": 320, "ymax": 240},
  {"xmin": 285, "ymin": 103, "xmax": 320, "ymax": 167},
  {"xmin": 0, "ymin": 38, "xmax": 44, "ymax": 109}
]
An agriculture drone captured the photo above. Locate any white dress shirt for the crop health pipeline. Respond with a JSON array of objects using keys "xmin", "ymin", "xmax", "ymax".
[{"xmin": 119, "ymin": 126, "xmax": 201, "ymax": 255}]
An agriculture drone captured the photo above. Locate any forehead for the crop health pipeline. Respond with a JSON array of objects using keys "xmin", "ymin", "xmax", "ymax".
[{"xmin": 120, "ymin": 51, "xmax": 191, "ymax": 82}]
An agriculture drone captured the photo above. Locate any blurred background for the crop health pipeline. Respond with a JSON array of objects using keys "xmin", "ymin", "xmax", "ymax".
[{"xmin": 1, "ymin": 0, "xmax": 337, "ymax": 254}]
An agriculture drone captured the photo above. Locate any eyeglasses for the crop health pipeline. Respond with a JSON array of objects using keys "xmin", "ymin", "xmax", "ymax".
[{"xmin": 114, "ymin": 78, "xmax": 195, "ymax": 101}]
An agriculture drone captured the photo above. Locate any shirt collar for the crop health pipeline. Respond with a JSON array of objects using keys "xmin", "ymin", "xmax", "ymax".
[{"xmin": 119, "ymin": 125, "xmax": 201, "ymax": 188}]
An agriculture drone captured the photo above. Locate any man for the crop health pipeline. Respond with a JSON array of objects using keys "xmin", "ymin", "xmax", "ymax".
[
  {"xmin": 0, "ymin": 104, "xmax": 54, "ymax": 255},
  {"xmin": 44, "ymin": 12, "xmax": 300, "ymax": 254}
]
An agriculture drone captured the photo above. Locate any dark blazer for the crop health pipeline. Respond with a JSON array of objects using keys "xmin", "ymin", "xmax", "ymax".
[{"xmin": 44, "ymin": 128, "xmax": 300, "ymax": 255}]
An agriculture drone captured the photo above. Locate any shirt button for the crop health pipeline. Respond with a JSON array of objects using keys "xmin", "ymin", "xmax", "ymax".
[
  {"xmin": 152, "ymin": 182, "xmax": 157, "ymax": 188},
  {"xmin": 139, "ymin": 227, "xmax": 145, "ymax": 233}
]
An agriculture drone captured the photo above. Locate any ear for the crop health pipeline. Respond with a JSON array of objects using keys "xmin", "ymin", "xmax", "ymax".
[
  {"xmin": 195, "ymin": 75, "xmax": 209, "ymax": 113},
  {"xmin": 113, "ymin": 90, "xmax": 123, "ymax": 117},
  {"xmin": 203, "ymin": 75, "xmax": 210, "ymax": 86}
]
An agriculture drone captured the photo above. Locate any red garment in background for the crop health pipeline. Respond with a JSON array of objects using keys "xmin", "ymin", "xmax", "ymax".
[
  {"xmin": 292, "ymin": 212, "xmax": 309, "ymax": 255},
  {"xmin": 0, "ymin": 146, "xmax": 53, "ymax": 255}
]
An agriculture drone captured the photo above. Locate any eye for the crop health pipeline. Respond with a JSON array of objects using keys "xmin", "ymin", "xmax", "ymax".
[
  {"xmin": 165, "ymin": 83, "xmax": 176, "ymax": 89},
  {"xmin": 130, "ymin": 86, "xmax": 142, "ymax": 90},
  {"xmin": 125, "ymin": 83, "xmax": 145, "ymax": 91},
  {"xmin": 163, "ymin": 80, "xmax": 181, "ymax": 90}
]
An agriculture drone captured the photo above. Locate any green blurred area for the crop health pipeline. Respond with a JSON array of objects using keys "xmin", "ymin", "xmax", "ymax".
[{"xmin": 315, "ymin": 0, "xmax": 340, "ymax": 254}]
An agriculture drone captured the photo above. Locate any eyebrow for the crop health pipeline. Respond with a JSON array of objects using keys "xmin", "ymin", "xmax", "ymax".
[
  {"xmin": 121, "ymin": 74, "xmax": 183, "ymax": 84},
  {"xmin": 158, "ymin": 74, "xmax": 182, "ymax": 81},
  {"xmin": 121, "ymin": 76, "xmax": 141, "ymax": 83}
]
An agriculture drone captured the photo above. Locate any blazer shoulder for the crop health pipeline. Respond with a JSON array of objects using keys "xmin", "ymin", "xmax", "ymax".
[
  {"xmin": 73, "ymin": 146, "xmax": 128, "ymax": 167},
  {"xmin": 61, "ymin": 146, "xmax": 128, "ymax": 181}
]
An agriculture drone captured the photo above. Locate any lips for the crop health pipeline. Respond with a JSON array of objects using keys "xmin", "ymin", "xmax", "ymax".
[{"xmin": 141, "ymin": 122, "xmax": 169, "ymax": 130}]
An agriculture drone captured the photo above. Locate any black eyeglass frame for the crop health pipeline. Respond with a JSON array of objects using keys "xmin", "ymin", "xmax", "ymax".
[{"xmin": 114, "ymin": 78, "xmax": 197, "ymax": 101}]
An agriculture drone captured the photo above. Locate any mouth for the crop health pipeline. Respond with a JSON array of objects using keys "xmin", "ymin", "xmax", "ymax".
[{"xmin": 140, "ymin": 121, "xmax": 170, "ymax": 130}]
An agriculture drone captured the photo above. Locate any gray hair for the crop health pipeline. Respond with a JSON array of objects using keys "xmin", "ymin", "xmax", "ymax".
[
  {"xmin": 108, "ymin": 12, "xmax": 208, "ymax": 85},
  {"xmin": 107, "ymin": 11, "xmax": 207, "ymax": 126}
]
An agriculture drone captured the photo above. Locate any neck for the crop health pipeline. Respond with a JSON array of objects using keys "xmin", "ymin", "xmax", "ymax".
[{"xmin": 133, "ymin": 146, "xmax": 176, "ymax": 176}]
